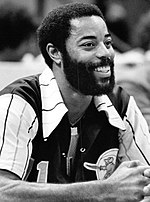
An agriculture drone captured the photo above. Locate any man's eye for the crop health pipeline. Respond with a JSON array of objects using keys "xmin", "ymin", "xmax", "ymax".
[
  {"xmin": 83, "ymin": 42, "xmax": 95, "ymax": 47},
  {"xmin": 105, "ymin": 40, "xmax": 113, "ymax": 48}
]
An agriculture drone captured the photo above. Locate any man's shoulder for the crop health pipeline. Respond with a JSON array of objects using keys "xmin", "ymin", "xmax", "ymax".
[
  {"xmin": 0, "ymin": 74, "xmax": 40, "ymax": 93},
  {"xmin": 0, "ymin": 74, "xmax": 41, "ymax": 112},
  {"xmin": 108, "ymin": 85, "xmax": 130, "ymax": 118}
]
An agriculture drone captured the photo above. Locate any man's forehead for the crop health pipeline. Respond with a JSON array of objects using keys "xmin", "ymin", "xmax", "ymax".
[
  {"xmin": 70, "ymin": 15, "xmax": 105, "ymax": 28},
  {"xmin": 70, "ymin": 15, "xmax": 108, "ymax": 37}
]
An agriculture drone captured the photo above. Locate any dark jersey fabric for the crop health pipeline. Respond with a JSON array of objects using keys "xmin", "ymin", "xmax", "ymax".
[{"xmin": 0, "ymin": 75, "xmax": 129, "ymax": 183}]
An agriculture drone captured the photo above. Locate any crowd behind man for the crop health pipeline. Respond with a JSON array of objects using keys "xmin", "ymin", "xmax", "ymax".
[
  {"xmin": 0, "ymin": 2, "xmax": 45, "ymax": 90},
  {"xmin": 115, "ymin": 10, "xmax": 150, "ymax": 130}
]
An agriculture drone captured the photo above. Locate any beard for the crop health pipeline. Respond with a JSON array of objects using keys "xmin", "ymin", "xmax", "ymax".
[{"xmin": 62, "ymin": 50, "xmax": 115, "ymax": 96}]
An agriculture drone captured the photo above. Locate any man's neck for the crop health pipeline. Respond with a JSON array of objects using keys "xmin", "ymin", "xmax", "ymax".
[
  {"xmin": 53, "ymin": 66, "xmax": 92, "ymax": 125},
  {"xmin": 60, "ymin": 82, "xmax": 92, "ymax": 125},
  {"xmin": 64, "ymin": 90, "xmax": 92, "ymax": 125}
]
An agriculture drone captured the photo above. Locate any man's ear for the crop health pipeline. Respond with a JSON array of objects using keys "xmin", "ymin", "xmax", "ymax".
[{"xmin": 46, "ymin": 43, "xmax": 62, "ymax": 65}]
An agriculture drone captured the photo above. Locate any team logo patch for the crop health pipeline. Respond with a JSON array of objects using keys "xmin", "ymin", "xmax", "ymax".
[{"xmin": 84, "ymin": 148, "xmax": 119, "ymax": 180}]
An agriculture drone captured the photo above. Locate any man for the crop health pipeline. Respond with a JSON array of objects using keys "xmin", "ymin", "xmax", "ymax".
[{"xmin": 0, "ymin": 3, "xmax": 150, "ymax": 201}]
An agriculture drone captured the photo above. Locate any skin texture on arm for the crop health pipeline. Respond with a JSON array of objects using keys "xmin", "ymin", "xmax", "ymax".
[
  {"xmin": 0, "ymin": 161, "xmax": 150, "ymax": 202},
  {"xmin": 0, "ymin": 169, "xmax": 113, "ymax": 202}
]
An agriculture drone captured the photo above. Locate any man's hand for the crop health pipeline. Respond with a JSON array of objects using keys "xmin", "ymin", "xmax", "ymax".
[
  {"xmin": 105, "ymin": 160, "xmax": 150, "ymax": 202},
  {"xmin": 139, "ymin": 169, "xmax": 150, "ymax": 201}
]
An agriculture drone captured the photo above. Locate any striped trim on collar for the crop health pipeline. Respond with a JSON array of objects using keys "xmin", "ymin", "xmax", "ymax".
[
  {"xmin": 39, "ymin": 67, "xmax": 68, "ymax": 139},
  {"xmin": 39, "ymin": 67, "xmax": 125, "ymax": 139},
  {"xmin": 94, "ymin": 95, "xmax": 126, "ymax": 130}
]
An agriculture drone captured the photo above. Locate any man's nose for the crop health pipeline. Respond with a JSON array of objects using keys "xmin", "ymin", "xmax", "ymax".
[{"xmin": 96, "ymin": 43, "xmax": 111, "ymax": 58}]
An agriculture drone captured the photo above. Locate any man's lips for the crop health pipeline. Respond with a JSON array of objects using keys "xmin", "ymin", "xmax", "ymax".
[{"xmin": 93, "ymin": 65, "xmax": 111, "ymax": 78}]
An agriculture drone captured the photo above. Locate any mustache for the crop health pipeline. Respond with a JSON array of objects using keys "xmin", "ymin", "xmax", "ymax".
[{"xmin": 87, "ymin": 57, "xmax": 114, "ymax": 71}]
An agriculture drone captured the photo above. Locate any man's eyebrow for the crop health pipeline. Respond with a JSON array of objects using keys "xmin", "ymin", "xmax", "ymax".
[
  {"xmin": 105, "ymin": 33, "xmax": 111, "ymax": 38},
  {"xmin": 80, "ymin": 35, "xmax": 96, "ymax": 40},
  {"xmin": 78, "ymin": 34, "xmax": 112, "ymax": 42}
]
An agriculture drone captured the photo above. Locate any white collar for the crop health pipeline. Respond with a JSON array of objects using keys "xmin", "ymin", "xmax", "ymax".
[
  {"xmin": 39, "ymin": 67, "xmax": 68, "ymax": 139},
  {"xmin": 39, "ymin": 67, "xmax": 125, "ymax": 139},
  {"xmin": 94, "ymin": 95, "xmax": 126, "ymax": 131}
]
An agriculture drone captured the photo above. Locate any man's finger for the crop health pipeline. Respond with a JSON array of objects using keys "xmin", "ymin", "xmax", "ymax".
[
  {"xmin": 143, "ymin": 185, "xmax": 150, "ymax": 196},
  {"xmin": 144, "ymin": 169, "xmax": 150, "ymax": 178},
  {"xmin": 127, "ymin": 160, "xmax": 143, "ymax": 168}
]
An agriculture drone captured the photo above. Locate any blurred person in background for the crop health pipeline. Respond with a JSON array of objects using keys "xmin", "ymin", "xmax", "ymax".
[
  {"xmin": 133, "ymin": 10, "xmax": 150, "ymax": 53},
  {"xmin": 0, "ymin": 1, "xmax": 39, "ymax": 62},
  {"xmin": 115, "ymin": 9, "xmax": 150, "ymax": 130},
  {"xmin": 95, "ymin": 0, "xmax": 131, "ymax": 53},
  {"xmin": 0, "ymin": 1, "xmax": 45, "ymax": 90}
]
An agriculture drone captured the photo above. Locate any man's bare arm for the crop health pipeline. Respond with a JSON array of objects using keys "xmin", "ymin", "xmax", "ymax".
[
  {"xmin": 0, "ymin": 161, "xmax": 150, "ymax": 202},
  {"xmin": 0, "ymin": 169, "xmax": 112, "ymax": 202}
]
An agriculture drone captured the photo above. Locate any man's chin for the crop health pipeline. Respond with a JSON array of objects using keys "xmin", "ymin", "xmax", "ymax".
[
  {"xmin": 93, "ymin": 80, "xmax": 114, "ymax": 95},
  {"xmin": 80, "ymin": 84, "xmax": 114, "ymax": 96}
]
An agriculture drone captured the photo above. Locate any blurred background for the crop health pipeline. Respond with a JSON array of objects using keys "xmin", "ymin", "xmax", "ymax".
[
  {"xmin": 0, "ymin": 0, "xmax": 149, "ymax": 57},
  {"xmin": 0, "ymin": 0, "xmax": 148, "ymax": 52}
]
